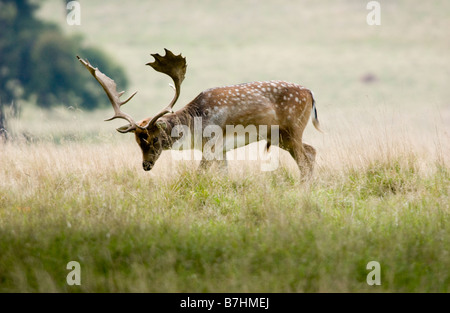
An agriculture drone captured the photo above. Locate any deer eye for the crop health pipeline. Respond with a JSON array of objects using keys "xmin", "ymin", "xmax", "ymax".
[{"xmin": 139, "ymin": 134, "xmax": 149, "ymax": 144}]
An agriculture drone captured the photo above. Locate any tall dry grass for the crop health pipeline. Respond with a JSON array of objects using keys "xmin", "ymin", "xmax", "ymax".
[{"xmin": 0, "ymin": 116, "xmax": 448, "ymax": 292}]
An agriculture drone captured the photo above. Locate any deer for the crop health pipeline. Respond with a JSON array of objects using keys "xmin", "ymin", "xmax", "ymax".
[{"xmin": 77, "ymin": 49, "xmax": 321, "ymax": 177}]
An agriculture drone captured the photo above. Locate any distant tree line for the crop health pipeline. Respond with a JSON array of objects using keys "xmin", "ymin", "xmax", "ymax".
[{"xmin": 0, "ymin": 0, "xmax": 128, "ymax": 111}]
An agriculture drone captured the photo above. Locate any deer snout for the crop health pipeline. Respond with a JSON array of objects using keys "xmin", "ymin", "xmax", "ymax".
[{"xmin": 143, "ymin": 160, "xmax": 154, "ymax": 171}]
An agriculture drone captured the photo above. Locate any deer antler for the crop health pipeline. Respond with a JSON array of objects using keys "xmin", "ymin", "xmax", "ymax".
[
  {"xmin": 145, "ymin": 49, "xmax": 187, "ymax": 127},
  {"xmin": 77, "ymin": 56, "xmax": 142, "ymax": 133}
]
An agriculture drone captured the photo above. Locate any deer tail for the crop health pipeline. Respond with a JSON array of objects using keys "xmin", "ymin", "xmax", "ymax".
[{"xmin": 310, "ymin": 90, "xmax": 322, "ymax": 133}]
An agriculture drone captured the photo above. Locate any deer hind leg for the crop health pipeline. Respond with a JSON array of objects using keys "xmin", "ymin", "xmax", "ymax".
[
  {"xmin": 286, "ymin": 141, "xmax": 316, "ymax": 180},
  {"xmin": 301, "ymin": 143, "xmax": 316, "ymax": 175}
]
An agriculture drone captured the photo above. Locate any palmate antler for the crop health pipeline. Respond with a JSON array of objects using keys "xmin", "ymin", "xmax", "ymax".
[
  {"xmin": 146, "ymin": 49, "xmax": 187, "ymax": 127},
  {"xmin": 77, "ymin": 49, "xmax": 187, "ymax": 133}
]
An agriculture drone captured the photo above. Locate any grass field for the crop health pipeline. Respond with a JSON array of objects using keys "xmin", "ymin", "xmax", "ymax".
[{"xmin": 0, "ymin": 0, "xmax": 449, "ymax": 292}]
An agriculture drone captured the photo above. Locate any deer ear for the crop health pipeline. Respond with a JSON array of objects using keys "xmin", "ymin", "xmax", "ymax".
[
  {"xmin": 116, "ymin": 124, "xmax": 135, "ymax": 133},
  {"xmin": 156, "ymin": 121, "xmax": 167, "ymax": 130}
]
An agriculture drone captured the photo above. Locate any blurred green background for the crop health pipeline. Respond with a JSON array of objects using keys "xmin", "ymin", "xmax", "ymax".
[{"xmin": 1, "ymin": 0, "xmax": 449, "ymax": 143}]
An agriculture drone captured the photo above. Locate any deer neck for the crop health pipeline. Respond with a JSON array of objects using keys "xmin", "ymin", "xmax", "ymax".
[{"xmin": 158, "ymin": 104, "xmax": 203, "ymax": 150}]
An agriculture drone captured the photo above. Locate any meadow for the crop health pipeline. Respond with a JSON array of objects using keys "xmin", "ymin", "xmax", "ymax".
[{"xmin": 0, "ymin": 0, "xmax": 449, "ymax": 292}]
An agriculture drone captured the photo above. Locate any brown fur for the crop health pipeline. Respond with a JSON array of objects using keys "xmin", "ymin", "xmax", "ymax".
[{"xmin": 133, "ymin": 80, "xmax": 321, "ymax": 176}]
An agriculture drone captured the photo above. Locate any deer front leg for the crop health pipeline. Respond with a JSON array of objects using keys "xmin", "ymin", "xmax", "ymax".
[{"xmin": 198, "ymin": 152, "xmax": 228, "ymax": 172}]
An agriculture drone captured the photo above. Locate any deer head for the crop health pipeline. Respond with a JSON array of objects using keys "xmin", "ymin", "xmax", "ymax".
[{"xmin": 77, "ymin": 49, "xmax": 187, "ymax": 171}]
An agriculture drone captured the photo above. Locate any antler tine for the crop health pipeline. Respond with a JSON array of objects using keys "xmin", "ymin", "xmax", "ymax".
[
  {"xmin": 144, "ymin": 49, "xmax": 187, "ymax": 128},
  {"xmin": 103, "ymin": 91, "xmax": 137, "ymax": 120},
  {"xmin": 77, "ymin": 56, "xmax": 142, "ymax": 133}
]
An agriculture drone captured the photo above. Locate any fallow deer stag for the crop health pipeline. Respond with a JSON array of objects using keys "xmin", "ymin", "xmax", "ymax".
[{"xmin": 77, "ymin": 49, "xmax": 321, "ymax": 176}]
